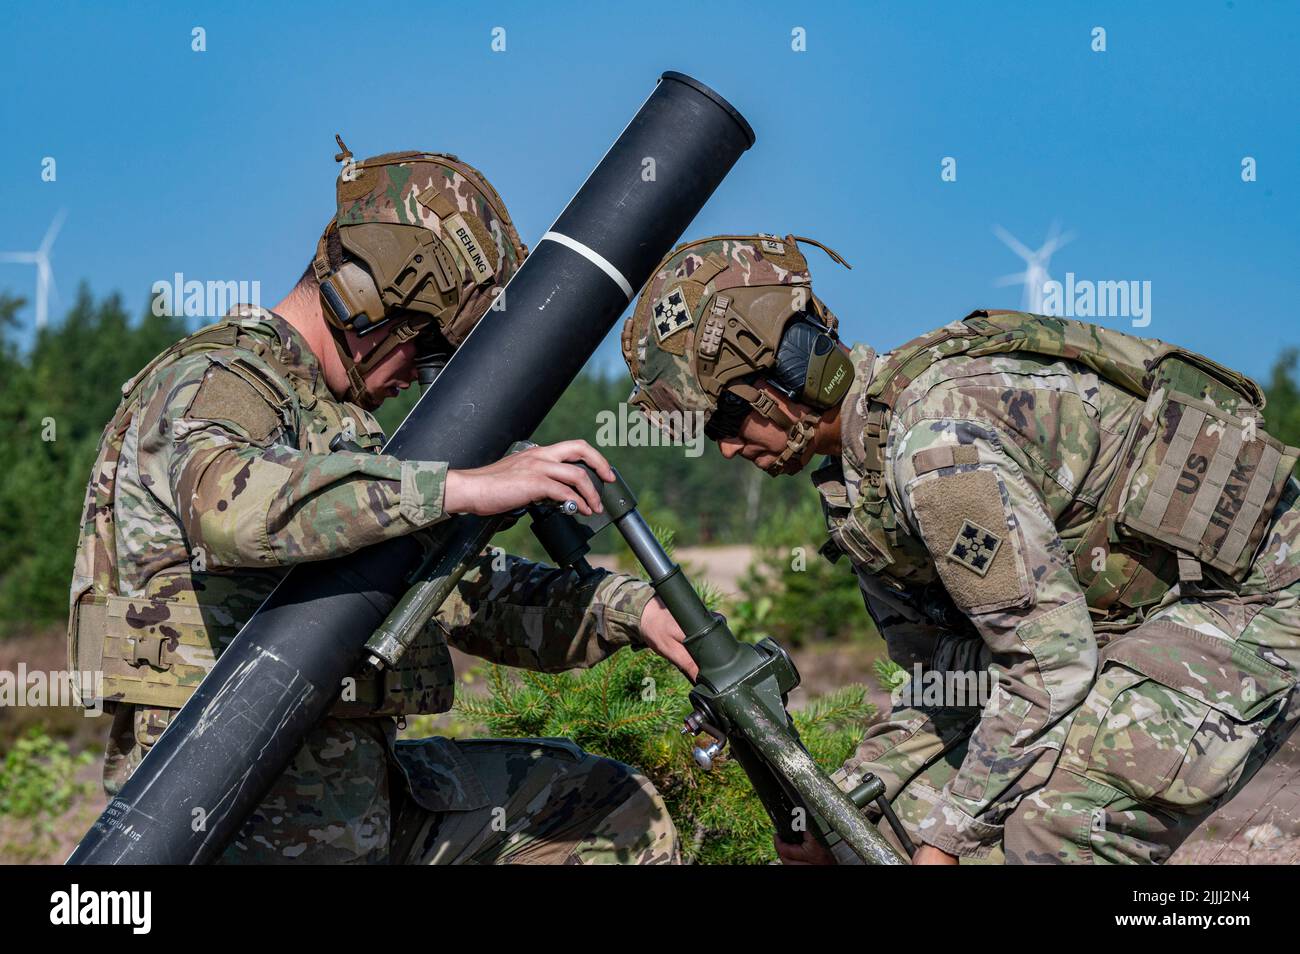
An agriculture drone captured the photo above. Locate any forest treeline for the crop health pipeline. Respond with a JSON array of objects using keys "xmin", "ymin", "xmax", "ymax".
[
  {"xmin": 0, "ymin": 287, "xmax": 812, "ymax": 635},
  {"xmin": 5, "ymin": 287, "xmax": 1300, "ymax": 636}
]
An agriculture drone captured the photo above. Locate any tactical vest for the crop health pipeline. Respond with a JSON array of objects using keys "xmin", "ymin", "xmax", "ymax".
[
  {"xmin": 826, "ymin": 310, "xmax": 1300, "ymax": 624},
  {"xmin": 68, "ymin": 313, "xmax": 453, "ymax": 717}
]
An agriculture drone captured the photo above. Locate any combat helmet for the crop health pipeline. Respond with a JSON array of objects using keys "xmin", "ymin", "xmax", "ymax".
[
  {"xmin": 621, "ymin": 233, "xmax": 854, "ymax": 475},
  {"xmin": 312, "ymin": 136, "xmax": 528, "ymax": 404}
]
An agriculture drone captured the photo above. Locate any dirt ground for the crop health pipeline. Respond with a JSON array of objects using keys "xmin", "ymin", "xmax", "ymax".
[
  {"xmin": 589, "ymin": 544, "xmax": 755, "ymax": 597},
  {"xmin": 5, "ymin": 543, "xmax": 1300, "ymax": 864}
]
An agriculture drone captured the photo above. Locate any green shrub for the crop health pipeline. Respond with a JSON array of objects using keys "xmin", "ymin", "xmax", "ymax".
[
  {"xmin": 734, "ymin": 495, "xmax": 875, "ymax": 646},
  {"xmin": 0, "ymin": 727, "xmax": 95, "ymax": 858},
  {"xmin": 455, "ymin": 525, "xmax": 880, "ymax": 863},
  {"xmin": 457, "ymin": 650, "xmax": 875, "ymax": 864}
]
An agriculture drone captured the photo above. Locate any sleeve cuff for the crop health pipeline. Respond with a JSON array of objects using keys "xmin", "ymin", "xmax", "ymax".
[
  {"xmin": 916, "ymin": 798, "xmax": 1002, "ymax": 859},
  {"xmin": 593, "ymin": 576, "xmax": 656, "ymax": 648},
  {"xmin": 399, "ymin": 460, "xmax": 449, "ymax": 527}
]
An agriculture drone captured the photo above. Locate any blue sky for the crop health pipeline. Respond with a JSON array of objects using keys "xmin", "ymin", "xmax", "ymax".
[{"xmin": 2, "ymin": 0, "xmax": 1296, "ymax": 377}]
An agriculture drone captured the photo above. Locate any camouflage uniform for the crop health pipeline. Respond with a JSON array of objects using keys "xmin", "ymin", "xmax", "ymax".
[
  {"xmin": 621, "ymin": 234, "xmax": 1300, "ymax": 863},
  {"xmin": 820, "ymin": 326, "xmax": 1300, "ymax": 862},
  {"xmin": 72, "ymin": 306, "xmax": 678, "ymax": 864}
]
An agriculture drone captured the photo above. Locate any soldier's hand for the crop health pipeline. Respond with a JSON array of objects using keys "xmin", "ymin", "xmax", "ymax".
[
  {"xmin": 638, "ymin": 596, "xmax": 699, "ymax": 680},
  {"xmin": 912, "ymin": 844, "xmax": 959, "ymax": 865},
  {"xmin": 444, "ymin": 440, "xmax": 613, "ymax": 517},
  {"xmin": 774, "ymin": 832, "xmax": 837, "ymax": 865}
]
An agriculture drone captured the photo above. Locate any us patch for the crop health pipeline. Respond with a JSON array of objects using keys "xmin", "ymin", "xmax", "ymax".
[
  {"xmin": 653, "ymin": 288, "xmax": 693, "ymax": 342},
  {"xmin": 759, "ymin": 235, "xmax": 786, "ymax": 254},
  {"xmin": 947, "ymin": 520, "xmax": 1002, "ymax": 577}
]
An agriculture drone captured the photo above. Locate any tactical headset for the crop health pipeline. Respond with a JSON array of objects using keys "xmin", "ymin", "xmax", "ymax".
[
  {"xmin": 691, "ymin": 237, "xmax": 856, "ymax": 470},
  {"xmin": 767, "ymin": 313, "xmax": 856, "ymax": 409}
]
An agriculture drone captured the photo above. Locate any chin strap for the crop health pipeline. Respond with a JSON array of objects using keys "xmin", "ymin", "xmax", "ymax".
[
  {"xmin": 729, "ymin": 383, "xmax": 823, "ymax": 476},
  {"xmin": 326, "ymin": 313, "xmax": 422, "ymax": 407}
]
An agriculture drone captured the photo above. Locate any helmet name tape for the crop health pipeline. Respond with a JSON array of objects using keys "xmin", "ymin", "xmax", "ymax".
[{"xmin": 443, "ymin": 211, "xmax": 496, "ymax": 284}]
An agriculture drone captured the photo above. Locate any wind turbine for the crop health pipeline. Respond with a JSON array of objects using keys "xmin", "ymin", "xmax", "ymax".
[
  {"xmin": 992, "ymin": 221, "xmax": 1074, "ymax": 314},
  {"xmin": 0, "ymin": 210, "xmax": 67, "ymax": 329}
]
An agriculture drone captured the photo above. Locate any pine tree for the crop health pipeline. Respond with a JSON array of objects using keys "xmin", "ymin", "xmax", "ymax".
[{"xmin": 456, "ymin": 527, "xmax": 881, "ymax": 863}]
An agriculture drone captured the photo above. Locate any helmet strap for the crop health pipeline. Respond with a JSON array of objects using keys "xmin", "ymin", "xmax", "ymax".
[
  {"xmin": 324, "ymin": 313, "xmax": 421, "ymax": 407},
  {"xmin": 728, "ymin": 382, "xmax": 824, "ymax": 476},
  {"xmin": 354, "ymin": 318, "xmax": 420, "ymax": 379},
  {"xmin": 324, "ymin": 321, "xmax": 370, "ymax": 406},
  {"xmin": 768, "ymin": 411, "xmax": 821, "ymax": 477}
]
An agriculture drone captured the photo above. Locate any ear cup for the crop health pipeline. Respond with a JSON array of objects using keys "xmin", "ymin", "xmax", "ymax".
[
  {"xmin": 774, "ymin": 318, "xmax": 855, "ymax": 409},
  {"xmin": 772, "ymin": 319, "xmax": 823, "ymax": 396},
  {"xmin": 802, "ymin": 332, "xmax": 855, "ymax": 407},
  {"xmin": 319, "ymin": 261, "xmax": 386, "ymax": 333}
]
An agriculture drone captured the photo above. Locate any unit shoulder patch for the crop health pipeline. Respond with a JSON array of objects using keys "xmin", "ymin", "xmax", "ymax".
[
  {"xmin": 909, "ymin": 468, "xmax": 1031, "ymax": 614},
  {"xmin": 947, "ymin": 519, "xmax": 1002, "ymax": 576}
]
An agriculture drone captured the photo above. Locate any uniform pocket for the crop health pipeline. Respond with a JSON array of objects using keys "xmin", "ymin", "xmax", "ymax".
[
  {"xmin": 391, "ymin": 735, "xmax": 491, "ymax": 814},
  {"xmin": 950, "ymin": 684, "xmax": 1032, "ymax": 801},
  {"xmin": 1064, "ymin": 666, "xmax": 1209, "ymax": 803},
  {"xmin": 1062, "ymin": 620, "xmax": 1294, "ymax": 810}
]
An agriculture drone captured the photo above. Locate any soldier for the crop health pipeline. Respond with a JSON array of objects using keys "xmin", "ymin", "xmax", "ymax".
[
  {"xmin": 68, "ymin": 145, "xmax": 695, "ymax": 864},
  {"xmin": 621, "ymin": 232, "xmax": 1300, "ymax": 864}
]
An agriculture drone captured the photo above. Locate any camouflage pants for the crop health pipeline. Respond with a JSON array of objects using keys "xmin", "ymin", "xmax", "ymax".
[
  {"xmin": 105, "ymin": 710, "xmax": 680, "ymax": 864},
  {"xmin": 1003, "ymin": 585, "xmax": 1300, "ymax": 864},
  {"xmin": 838, "ymin": 584, "xmax": 1300, "ymax": 864}
]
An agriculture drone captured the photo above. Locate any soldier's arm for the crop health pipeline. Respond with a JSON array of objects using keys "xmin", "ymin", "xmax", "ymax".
[
  {"xmin": 892, "ymin": 418, "xmax": 1098, "ymax": 858},
  {"xmin": 435, "ymin": 549, "xmax": 655, "ymax": 671},
  {"xmin": 833, "ymin": 579, "xmax": 987, "ymax": 820},
  {"xmin": 140, "ymin": 353, "xmax": 451, "ymax": 568}
]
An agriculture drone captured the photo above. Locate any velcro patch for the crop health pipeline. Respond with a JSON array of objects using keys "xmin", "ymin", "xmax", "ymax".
[
  {"xmin": 912, "ymin": 444, "xmax": 980, "ymax": 475},
  {"xmin": 755, "ymin": 234, "xmax": 808, "ymax": 275},
  {"xmin": 910, "ymin": 468, "xmax": 1031, "ymax": 614},
  {"xmin": 653, "ymin": 288, "xmax": 693, "ymax": 344},
  {"xmin": 186, "ymin": 366, "xmax": 282, "ymax": 442},
  {"xmin": 336, "ymin": 165, "xmax": 379, "ymax": 203}
]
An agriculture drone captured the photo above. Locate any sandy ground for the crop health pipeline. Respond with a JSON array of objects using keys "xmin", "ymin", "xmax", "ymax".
[{"xmin": 589, "ymin": 544, "xmax": 756, "ymax": 598}]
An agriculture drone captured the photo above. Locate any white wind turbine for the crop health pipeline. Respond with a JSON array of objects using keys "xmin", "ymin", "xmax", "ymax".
[
  {"xmin": 992, "ymin": 221, "xmax": 1074, "ymax": 314},
  {"xmin": 0, "ymin": 210, "xmax": 67, "ymax": 329}
]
